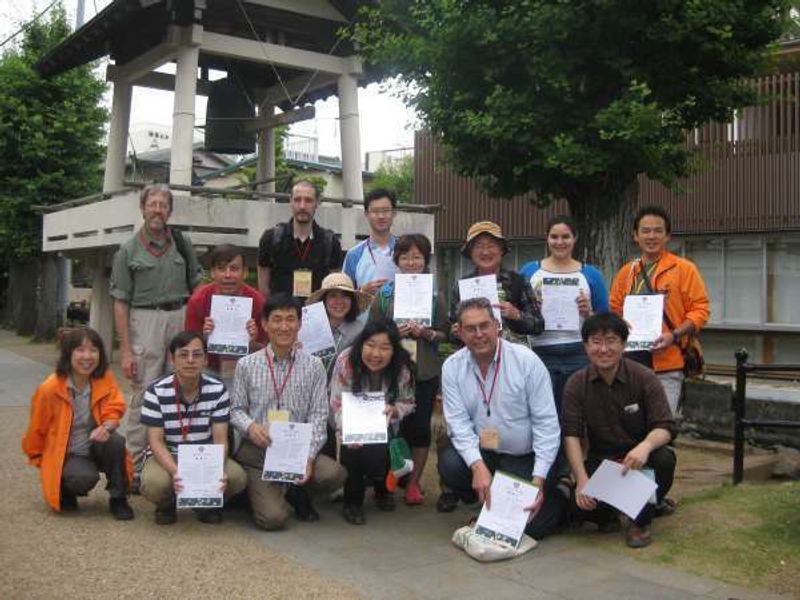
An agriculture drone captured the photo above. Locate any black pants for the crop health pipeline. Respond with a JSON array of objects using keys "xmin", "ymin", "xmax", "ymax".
[
  {"xmin": 61, "ymin": 432, "xmax": 128, "ymax": 499},
  {"xmin": 437, "ymin": 446, "xmax": 567, "ymax": 540},
  {"xmin": 580, "ymin": 446, "xmax": 677, "ymax": 527},
  {"xmin": 400, "ymin": 377, "xmax": 438, "ymax": 448},
  {"xmin": 340, "ymin": 444, "xmax": 388, "ymax": 507}
]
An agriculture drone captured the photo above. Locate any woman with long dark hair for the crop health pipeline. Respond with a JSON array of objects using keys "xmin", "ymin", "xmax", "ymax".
[
  {"xmin": 22, "ymin": 327, "xmax": 134, "ymax": 519},
  {"xmin": 330, "ymin": 318, "xmax": 415, "ymax": 524}
]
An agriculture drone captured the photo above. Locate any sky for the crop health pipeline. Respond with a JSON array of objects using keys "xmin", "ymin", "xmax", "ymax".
[{"xmin": 1, "ymin": 0, "xmax": 419, "ymax": 158}]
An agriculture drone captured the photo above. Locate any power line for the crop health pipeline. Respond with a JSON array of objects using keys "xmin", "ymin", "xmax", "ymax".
[{"xmin": 0, "ymin": 0, "xmax": 59, "ymax": 50}]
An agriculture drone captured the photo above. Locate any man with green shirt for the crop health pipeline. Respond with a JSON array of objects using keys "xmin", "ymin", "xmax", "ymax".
[{"xmin": 110, "ymin": 184, "xmax": 203, "ymax": 487}]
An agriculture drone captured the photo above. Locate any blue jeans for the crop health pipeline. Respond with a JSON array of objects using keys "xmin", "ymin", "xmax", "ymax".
[
  {"xmin": 437, "ymin": 446, "xmax": 566, "ymax": 540},
  {"xmin": 532, "ymin": 342, "xmax": 588, "ymax": 417}
]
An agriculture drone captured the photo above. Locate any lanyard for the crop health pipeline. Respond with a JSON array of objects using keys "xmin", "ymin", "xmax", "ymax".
[
  {"xmin": 173, "ymin": 379, "xmax": 200, "ymax": 441},
  {"xmin": 633, "ymin": 260, "xmax": 659, "ymax": 295},
  {"xmin": 265, "ymin": 348, "xmax": 295, "ymax": 410},
  {"xmin": 474, "ymin": 340, "xmax": 502, "ymax": 417},
  {"xmin": 294, "ymin": 237, "xmax": 313, "ymax": 262},
  {"xmin": 366, "ymin": 240, "xmax": 379, "ymax": 265},
  {"xmin": 138, "ymin": 228, "xmax": 172, "ymax": 258}
]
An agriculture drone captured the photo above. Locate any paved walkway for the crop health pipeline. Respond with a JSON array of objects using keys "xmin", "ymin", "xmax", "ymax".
[{"xmin": 1, "ymin": 331, "xmax": 791, "ymax": 600}]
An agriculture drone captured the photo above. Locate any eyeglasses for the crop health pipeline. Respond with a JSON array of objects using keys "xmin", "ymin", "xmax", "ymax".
[
  {"xmin": 175, "ymin": 350, "xmax": 205, "ymax": 360},
  {"xmin": 587, "ymin": 336, "xmax": 624, "ymax": 349},
  {"xmin": 460, "ymin": 321, "xmax": 496, "ymax": 336},
  {"xmin": 368, "ymin": 208, "xmax": 394, "ymax": 216},
  {"xmin": 144, "ymin": 201, "xmax": 170, "ymax": 211}
]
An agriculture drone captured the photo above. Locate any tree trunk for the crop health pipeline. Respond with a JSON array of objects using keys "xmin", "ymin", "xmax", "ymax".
[
  {"xmin": 33, "ymin": 253, "xmax": 60, "ymax": 341},
  {"xmin": 7, "ymin": 259, "xmax": 39, "ymax": 336},
  {"xmin": 568, "ymin": 179, "xmax": 638, "ymax": 284}
]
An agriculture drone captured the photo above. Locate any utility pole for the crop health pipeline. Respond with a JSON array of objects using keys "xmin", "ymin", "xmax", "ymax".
[{"xmin": 76, "ymin": 0, "xmax": 86, "ymax": 28}]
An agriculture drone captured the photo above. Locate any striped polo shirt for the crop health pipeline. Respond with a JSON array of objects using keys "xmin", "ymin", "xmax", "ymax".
[{"xmin": 141, "ymin": 373, "xmax": 230, "ymax": 454}]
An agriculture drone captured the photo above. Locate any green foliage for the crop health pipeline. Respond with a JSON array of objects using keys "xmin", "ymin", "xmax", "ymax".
[
  {"xmin": 368, "ymin": 154, "xmax": 414, "ymax": 203},
  {"xmin": 0, "ymin": 5, "xmax": 106, "ymax": 260},
  {"xmin": 350, "ymin": 0, "xmax": 791, "ymax": 207}
]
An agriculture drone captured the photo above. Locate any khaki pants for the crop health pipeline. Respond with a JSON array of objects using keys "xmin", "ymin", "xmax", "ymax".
[
  {"xmin": 125, "ymin": 306, "xmax": 186, "ymax": 472},
  {"xmin": 656, "ymin": 370, "xmax": 684, "ymax": 417},
  {"xmin": 235, "ymin": 440, "xmax": 347, "ymax": 531},
  {"xmin": 140, "ymin": 455, "xmax": 247, "ymax": 508}
]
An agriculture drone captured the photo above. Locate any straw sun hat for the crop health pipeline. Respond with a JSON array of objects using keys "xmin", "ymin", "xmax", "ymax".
[
  {"xmin": 460, "ymin": 221, "xmax": 510, "ymax": 258},
  {"xmin": 306, "ymin": 272, "xmax": 373, "ymax": 312}
]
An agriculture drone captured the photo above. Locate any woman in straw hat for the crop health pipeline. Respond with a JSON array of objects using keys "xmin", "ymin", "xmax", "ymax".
[{"xmin": 370, "ymin": 233, "xmax": 450, "ymax": 506}]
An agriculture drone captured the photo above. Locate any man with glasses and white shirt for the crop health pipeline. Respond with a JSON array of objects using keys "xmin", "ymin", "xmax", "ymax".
[{"xmin": 438, "ymin": 297, "xmax": 564, "ymax": 540}]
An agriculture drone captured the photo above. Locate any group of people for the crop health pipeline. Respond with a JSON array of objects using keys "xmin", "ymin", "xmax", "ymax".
[{"xmin": 23, "ymin": 180, "xmax": 710, "ymax": 550}]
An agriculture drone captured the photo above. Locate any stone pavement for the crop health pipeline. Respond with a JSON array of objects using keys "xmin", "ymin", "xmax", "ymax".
[{"xmin": 1, "ymin": 331, "xmax": 791, "ymax": 600}]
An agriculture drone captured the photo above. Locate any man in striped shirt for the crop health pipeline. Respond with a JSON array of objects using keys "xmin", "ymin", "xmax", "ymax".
[
  {"xmin": 231, "ymin": 294, "xmax": 346, "ymax": 530},
  {"xmin": 140, "ymin": 331, "xmax": 247, "ymax": 525}
]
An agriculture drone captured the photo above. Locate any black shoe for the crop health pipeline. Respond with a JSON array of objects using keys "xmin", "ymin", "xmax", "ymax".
[
  {"xmin": 436, "ymin": 491, "xmax": 458, "ymax": 513},
  {"xmin": 194, "ymin": 508, "xmax": 223, "ymax": 524},
  {"xmin": 654, "ymin": 497, "xmax": 677, "ymax": 517},
  {"xmin": 109, "ymin": 497, "xmax": 135, "ymax": 520},
  {"xmin": 154, "ymin": 505, "xmax": 177, "ymax": 525},
  {"xmin": 342, "ymin": 504, "xmax": 365, "ymax": 525},
  {"xmin": 286, "ymin": 485, "xmax": 320, "ymax": 522},
  {"xmin": 60, "ymin": 494, "xmax": 78, "ymax": 512},
  {"xmin": 374, "ymin": 490, "xmax": 396, "ymax": 512}
]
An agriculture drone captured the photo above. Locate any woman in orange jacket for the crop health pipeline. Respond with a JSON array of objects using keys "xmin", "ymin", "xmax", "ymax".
[{"xmin": 22, "ymin": 327, "xmax": 134, "ymax": 519}]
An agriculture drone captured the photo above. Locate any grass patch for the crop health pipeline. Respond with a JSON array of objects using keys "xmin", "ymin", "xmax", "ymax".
[{"xmin": 642, "ymin": 481, "xmax": 800, "ymax": 597}]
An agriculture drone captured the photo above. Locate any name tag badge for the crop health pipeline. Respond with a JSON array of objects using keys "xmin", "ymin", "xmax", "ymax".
[
  {"xmin": 623, "ymin": 403, "xmax": 640, "ymax": 414},
  {"xmin": 219, "ymin": 358, "xmax": 237, "ymax": 380},
  {"xmin": 479, "ymin": 427, "xmax": 500, "ymax": 450},
  {"xmin": 293, "ymin": 270, "xmax": 313, "ymax": 297},
  {"xmin": 268, "ymin": 409, "xmax": 290, "ymax": 423},
  {"xmin": 400, "ymin": 339, "xmax": 418, "ymax": 363}
]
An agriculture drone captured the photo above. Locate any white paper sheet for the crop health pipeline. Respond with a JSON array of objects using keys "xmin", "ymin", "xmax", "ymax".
[
  {"xmin": 207, "ymin": 295, "xmax": 253, "ymax": 356},
  {"xmin": 474, "ymin": 471, "xmax": 540, "ymax": 549},
  {"xmin": 623, "ymin": 294, "xmax": 664, "ymax": 352},
  {"xmin": 298, "ymin": 302, "xmax": 336, "ymax": 355},
  {"xmin": 341, "ymin": 391, "xmax": 388, "ymax": 445},
  {"xmin": 176, "ymin": 443, "xmax": 225, "ymax": 509},
  {"xmin": 541, "ymin": 276, "xmax": 581, "ymax": 331},
  {"xmin": 458, "ymin": 274, "xmax": 502, "ymax": 322},
  {"xmin": 261, "ymin": 421, "xmax": 313, "ymax": 483},
  {"xmin": 394, "ymin": 273, "xmax": 433, "ymax": 326},
  {"xmin": 582, "ymin": 459, "xmax": 659, "ymax": 519}
]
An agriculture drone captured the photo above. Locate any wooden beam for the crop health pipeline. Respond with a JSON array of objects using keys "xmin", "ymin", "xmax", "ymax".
[
  {"xmin": 255, "ymin": 72, "xmax": 339, "ymax": 105},
  {"xmin": 111, "ymin": 69, "xmax": 213, "ymax": 96},
  {"xmin": 243, "ymin": 0, "xmax": 348, "ymax": 23},
  {"xmin": 244, "ymin": 105, "xmax": 315, "ymax": 132},
  {"xmin": 201, "ymin": 31, "xmax": 350, "ymax": 74}
]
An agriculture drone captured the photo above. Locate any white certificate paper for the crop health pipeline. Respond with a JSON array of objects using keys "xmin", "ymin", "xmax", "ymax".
[
  {"xmin": 262, "ymin": 421, "xmax": 313, "ymax": 483},
  {"xmin": 582, "ymin": 459, "xmax": 658, "ymax": 520},
  {"xmin": 208, "ymin": 295, "xmax": 253, "ymax": 356},
  {"xmin": 341, "ymin": 391, "xmax": 388, "ymax": 445},
  {"xmin": 541, "ymin": 277, "xmax": 581, "ymax": 331},
  {"xmin": 475, "ymin": 471, "xmax": 539, "ymax": 549},
  {"xmin": 458, "ymin": 274, "xmax": 502, "ymax": 322},
  {"xmin": 176, "ymin": 444, "xmax": 224, "ymax": 509},
  {"xmin": 623, "ymin": 295, "xmax": 665, "ymax": 351},
  {"xmin": 394, "ymin": 273, "xmax": 433, "ymax": 326},
  {"xmin": 298, "ymin": 302, "xmax": 336, "ymax": 355}
]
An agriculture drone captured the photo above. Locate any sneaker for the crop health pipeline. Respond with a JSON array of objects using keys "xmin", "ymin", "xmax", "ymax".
[
  {"xmin": 342, "ymin": 504, "xmax": 365, "ymax": 525},
  {"xmin": 374, "ymin": 490, "xmax": 396, "ymax": 512},
  {"xmin": 404, "ymin": 480, "xmax": 425, "ymax": 506},
  {"xmin": 60, "ymin": 494, "xmax": 78, "ymax": 512},
  {"xmin": 194, "ymin": 508, "xmax": 223, "ymax": 524},
  {"xmin": 109, "ymin": 497, "xmax": 135, "ymax": 521},
  {"xmin": 436, "ymin": 491, "xmax": 458, "ymax": 513},
  {"xmin": 626, "ymin": 524, "xmax": 652, "ymax": 548},
  {"xmin": 154, "ymin": 505, "xmax": 177, "ymax": 525},
  {"xmin": 286, "ymin": 485, "xmax": 320, "ymax": 522}
]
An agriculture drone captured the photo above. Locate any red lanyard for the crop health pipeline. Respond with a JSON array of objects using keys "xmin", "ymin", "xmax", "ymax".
[
  {"xmin": 173, "ymin": 379, "xmax": 200, "ymax": 441},
  {"xmin": 138, "ymin": 229, "xmax": 172, "ymax": 257},
  {"xmin": 265, "ymin": 348, "xmax": 295, "ymax": 409},
  {"xmin": 294, "ymin": 237, "xmax": 313, "ymax": 262},
  {"xmin": 474, "ymin": 340, "xmax": 502, "ymax": 417}
]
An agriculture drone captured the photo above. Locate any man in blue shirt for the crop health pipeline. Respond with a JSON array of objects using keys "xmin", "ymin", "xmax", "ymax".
[{"xmin": 438, "ymin": 297, "xmax": 566, "ymax": 539}]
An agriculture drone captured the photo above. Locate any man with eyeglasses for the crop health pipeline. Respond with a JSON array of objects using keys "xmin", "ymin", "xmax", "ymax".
[
  {"xmin": 110, "ymin": 184, "xmax": 203, "ymax": 490},
  {"xmin": 562, "ymin": 312, "xmax": 677, "ymax": 548},
  {"xmin": 257, "ymin": 179, "xmax": 343, "ymax": 303},
  {"xmin": 140, "ymin": 331, "xmax": 247, "ymax": 525},
  {"xmin": 230, "ymin": 294, "xmax": 346, "ymax": 530},
  {"xmin": 437, "ymin": 297, "xmax": 564, "ymax": 540},
  {"xmin": 343, "ymin": 188, "xmax": 398, "ymax": 298}
]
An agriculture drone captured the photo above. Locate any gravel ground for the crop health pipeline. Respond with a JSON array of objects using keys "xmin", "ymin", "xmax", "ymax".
[{"xmin": 2, "ymin": 404, "xmax": 362, "ymax": 600}]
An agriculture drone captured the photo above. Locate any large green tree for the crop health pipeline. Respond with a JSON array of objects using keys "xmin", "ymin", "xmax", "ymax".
[
  {"xmin": 0, "ymin": 5, "xmax": 106, "ymax": 338},
  {"xmin": 352, "ymin": 0, "xmax": 791, "ymax": 275}
]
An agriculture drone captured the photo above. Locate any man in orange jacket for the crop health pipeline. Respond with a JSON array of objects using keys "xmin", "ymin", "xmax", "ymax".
[{"xmin": 609, "ymin": 205, "xmax": 710, "ymax": 416}]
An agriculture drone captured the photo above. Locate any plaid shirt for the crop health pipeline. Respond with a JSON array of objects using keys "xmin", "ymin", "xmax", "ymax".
[{"xmin": 231, "ymin": 344, "xmax": 329, "ymax": 458}]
